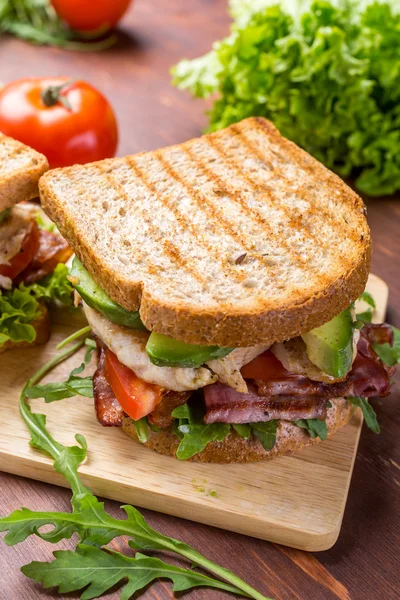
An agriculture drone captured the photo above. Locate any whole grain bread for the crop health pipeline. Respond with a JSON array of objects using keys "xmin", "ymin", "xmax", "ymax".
[
  {"xmin": 40, "ymin": 117, "xmax": 370, "ymax": 347},
  {"xmin": 122, "ymin": 398, "xmax": 355, "ymax": 463},
  {"xmin": 0, "ymin": 134, "xmax": 48, "ymax": 212},
  {"xmin": 0, "ymin": 301, "xmax": 50, "ymax": 354}
]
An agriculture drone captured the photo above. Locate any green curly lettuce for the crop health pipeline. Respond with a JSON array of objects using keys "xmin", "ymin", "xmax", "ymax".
[
  {"xmin": 0, "ymin": 264, "xmax": 74, "ymax": 349},
  {"xmin": 173, "ymin": 0, "xmax": 400, "ymax": 196}
]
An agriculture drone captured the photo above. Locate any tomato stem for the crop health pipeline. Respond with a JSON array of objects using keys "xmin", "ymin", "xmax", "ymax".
[{"xmin": 41, "ymin": 79, "xmax": 74, "ymax": 110}]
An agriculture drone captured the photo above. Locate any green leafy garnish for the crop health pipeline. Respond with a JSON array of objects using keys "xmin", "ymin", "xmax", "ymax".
[
  {"xmin": 357, "ymin": 291, "xmax": 376, "ymax": 323},
  {"xmin": 372, "ymin": 326, "xmax": 400, "ymax": 367},
  {"xmin": 35, "ymin": 211, "xmax": 55, "ymax": 232},
  {"xmin": 171, "ymin": 409, "xmax": 279, "ymax": 458},
  {"xmin": 21, "ymin": 263, "xmax": 75, "ymax": 308},
  {"xmin": 26, "ymin": 344, "xmax": 94, "ymax": 402},
  {"xmin": 0, "ymin": 287, "xmax": 40, "ymax": 347},
  {"xmin": 172, "ymin": 404, "xmax": 231, "ymax": 460},
  {"xmin": 133, "ymin": 417, "xmax": 149, "ymax": 443},
  {"xmin": 22, "ymin": 545, "xmax": 240, "ymax": 598},
  {"xmin": 348, "ymin": 396, "xmax": 380, "ymax": 434},
  {"xmin": 0, "ymin": 0, "xmax": 117, "ymax": 51},
  {"xmin": 295, "ymin": 418, "xmax": 328, "ymax": 441},
  {"xmin": 0, "ymin": 338, "xmax": 272, "ymax": 600},
  {"xmin": 173, "ymin": 0, "xmax": 400, "ymax": 196},
  {"xmin": 233, "ymin": 421, "xmax": 279, "ymax": 451},
  {"xmin": 0, "ymin": 263, "xmax": 74, "ymax": 349}
]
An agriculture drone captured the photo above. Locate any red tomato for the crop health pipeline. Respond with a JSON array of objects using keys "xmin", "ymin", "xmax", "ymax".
[
  {"xmin": 51, "ymin": 0, "xmax": 132, "ymax": 32},
  {"xmin": 0, "ymin": 221, "xmax": 39, "ymax": 280},
  {"xmin": 241, "ymin": 350, "xmax": 287, "ymax": 381},
  {"xmin": 104, "ymin": 349, "xmax": 162, "ymax": 421},
  {"xmin": 0, "ymin": 78, "xmax": 118, "ymax": 169}
]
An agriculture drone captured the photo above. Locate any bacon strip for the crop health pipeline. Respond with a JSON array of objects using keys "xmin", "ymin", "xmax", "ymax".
[
  {"xmin": 93, "ymin": 341, "xmax": 123, "ymax": 427},
  {"xmin": 17, "ymin": 229, "xmax": 72, "ymax": 285},
  {"xmin": 204, "ymin": 323, "xmax": 395, "ymax": 424},
  {"xmin": 203, "ymin": 383, "xmax": 327, "ymax": 424}
]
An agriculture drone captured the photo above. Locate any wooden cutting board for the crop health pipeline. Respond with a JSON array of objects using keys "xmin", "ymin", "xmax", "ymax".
[{"xmin": 0, "ymin": 274, "xmax": 388, "ymax": 551}]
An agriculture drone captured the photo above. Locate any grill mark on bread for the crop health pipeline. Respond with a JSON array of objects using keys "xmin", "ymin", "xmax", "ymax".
[
  {"xmin": 117, "ymin": 159, "xmax": 207, "ymax": 286},
  {"xmin": 238, "ymin": 118, "xmax": 366, "ymax": 243},
  {"xmin": 155, "ymin": 148, "xmax": 278, "ymax": 278},
  {"xmin": 190, "ymin": 136, "xmax": 316, "ymax": 275},
  {"xmin": 39, "ymin": 117, "xmax": 371, "ymax": 347},
  {"xmin": 220, "ymin": 125, "xmax": 330, "ymax": 277},
  {"xmin": 133, "ymin": 150, "xmax": 247, "ymax": 285}
]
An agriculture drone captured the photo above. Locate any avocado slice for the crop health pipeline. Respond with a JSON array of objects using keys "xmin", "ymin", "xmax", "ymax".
[
  {"xmin": 70, "ymin": 257, "xmax": 146, "ymax": 330},
  {"xmin": 146, "ymin": 331, "xmax": 233, "ymax": 368},
  {"xmin": 301, "ymin": 307, "xmax": 354, "ymax": 378}
]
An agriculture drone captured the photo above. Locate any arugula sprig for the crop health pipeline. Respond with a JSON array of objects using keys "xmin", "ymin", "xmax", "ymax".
[
  {"xmin": 22, "ymin": 545, "xmax": 241, "ymax": 599},
  {"xmin": 0, "ymin": 333, "xmax": 272, "ymax": 600},
  {"xmin": 0, "ymin": 0, "xmax": 117, "ymax": 51},
  {"xmin": 348, "ymin": 397, "xmax": 380, "ymax": 434}
]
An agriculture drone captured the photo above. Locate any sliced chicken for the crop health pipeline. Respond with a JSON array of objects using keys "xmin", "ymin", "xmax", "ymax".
[
  {"xmin": 207, "ymin": 345, "xmax": 269, "ymax": 392},
  {"xmin": 83, "ymin": 303, "xmax": 216, "ymax": 392},
  {"xmin": 271, "ymin": 330, "xmax": 360, "ymax": 384},
  {"xmin": 0, "ymin": 205, "xmax": 32, "ymax": 266}
]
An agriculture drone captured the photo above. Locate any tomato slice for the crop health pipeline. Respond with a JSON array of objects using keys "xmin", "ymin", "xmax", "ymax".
[
  {"xmin": 0, "ymin": 220, "xmax": 40, "ymax": 280},
  {"xmin": 240, "ymin": 350, "xmax": 288, "ymax": 381},
  {"xmin": 104, "ymin": 349, "xmax": 163, "ymax": 420}
]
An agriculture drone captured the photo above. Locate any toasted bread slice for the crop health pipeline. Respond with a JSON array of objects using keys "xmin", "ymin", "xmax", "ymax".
[
  {"xmin": 122, "ymin": 398, "xmax": 355, "ymax": 463},
  {"xmin": 40, "ymin": 117, "xmax": 370, "ymax": 347},
  {"xmin": 0, "ymin": 301, "xmax": 50, "ymax": 354},
  {"xmin": 0, "ymin": 134, "xmax": 48, "ymax": 212}
]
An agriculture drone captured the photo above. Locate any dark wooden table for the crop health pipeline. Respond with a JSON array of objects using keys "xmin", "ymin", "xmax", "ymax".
[{"xmin": 0, "ymin": 2, "xmax": 399, "ymax": 599}]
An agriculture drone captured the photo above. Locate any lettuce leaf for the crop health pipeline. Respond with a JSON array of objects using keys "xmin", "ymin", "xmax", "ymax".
[
  {"xmin": 173, "ymin": 0, "xmax": 400, "ymax": 196},
  {"xmin": 0, "ymin": 264, "xmax": 74, "ymax": 349},
  {"xmin": 0, "ymin": 287, "xmax": 40, "ymax": 347},
  {"xmin": 21, "ymin": 264, "xmax": 74, "ymax": 307}
]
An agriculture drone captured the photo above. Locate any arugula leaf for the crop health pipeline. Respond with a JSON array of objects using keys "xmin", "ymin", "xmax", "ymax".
[
  {"xmin": 295, "ymin": 418, "xmax": 328, "ymax": 441},
  {"xmin": 359, "ymin": 291, "xmax": 376, "ymax": 309},
  {"xmin": 251, "ymin": 421, "xmax": 279, "ymax": 451},
  {"xmin": 348, "ymin": 396, "xmax": 380, "ymax": 434},
  {"xmin": 133, "ymin": 417, "xmax": 149, "ymax": 443},
  {"xmin": 22, "ymin": 545, "xmax": 240, "ymax": 599},
  {"xmin": 373, "ymin": 326, "xmax": 400, "ymax": 367},
  {"xmin": 25, "ymin": 348, "xmax": 94, "ymax": 402},
  {"xmin": 172, "ymin": 404, "xmax": 230, "ymax": 460},
  {"xmin": 0, "ymin": 341, "xmax": 272, "ymax": 600},
  {"xmin": 0, "ymin": 287, "xmax": 40, "ymax": 347},
  {"xmin": 173, "ymin": 0, "xmax": 400, "ymax": 196},
  {"xmin": 232, "ymin": 423, "xmax": 252, "ymax": 439}
]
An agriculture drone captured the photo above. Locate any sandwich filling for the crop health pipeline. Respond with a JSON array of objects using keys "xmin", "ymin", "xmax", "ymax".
[
  {"xmin": 71, "ymin": 258, "xmax": 398, "ymax": 459},
  {"xmin": 0, "ymin": 203, "xmax": 73, "ymax": 349}
]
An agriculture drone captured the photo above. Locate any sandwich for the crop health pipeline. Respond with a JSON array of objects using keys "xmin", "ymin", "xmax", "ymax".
[
  {"xmin": 39, "ymin": 117, "xmax": 398, "ymax": 462},
  {"xmin": 0, "ymin": 133, "xmax": 73, "ymax": 352}
]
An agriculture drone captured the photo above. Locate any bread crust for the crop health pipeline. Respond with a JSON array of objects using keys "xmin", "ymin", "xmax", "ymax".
[
  {"xmin": 39, "ymin": 117, "xmax": 370, "ymax": 347},
  {"xmin": 121, "ymin": 398, "xmax": 355, "ymax": 463},
  {"xmin": 0, "ymin": 302, "xmax": 50, "ymax": 354},
  {"xmin": 0, "ymin": 134, "xmax": 48, "ymax": 212}
]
